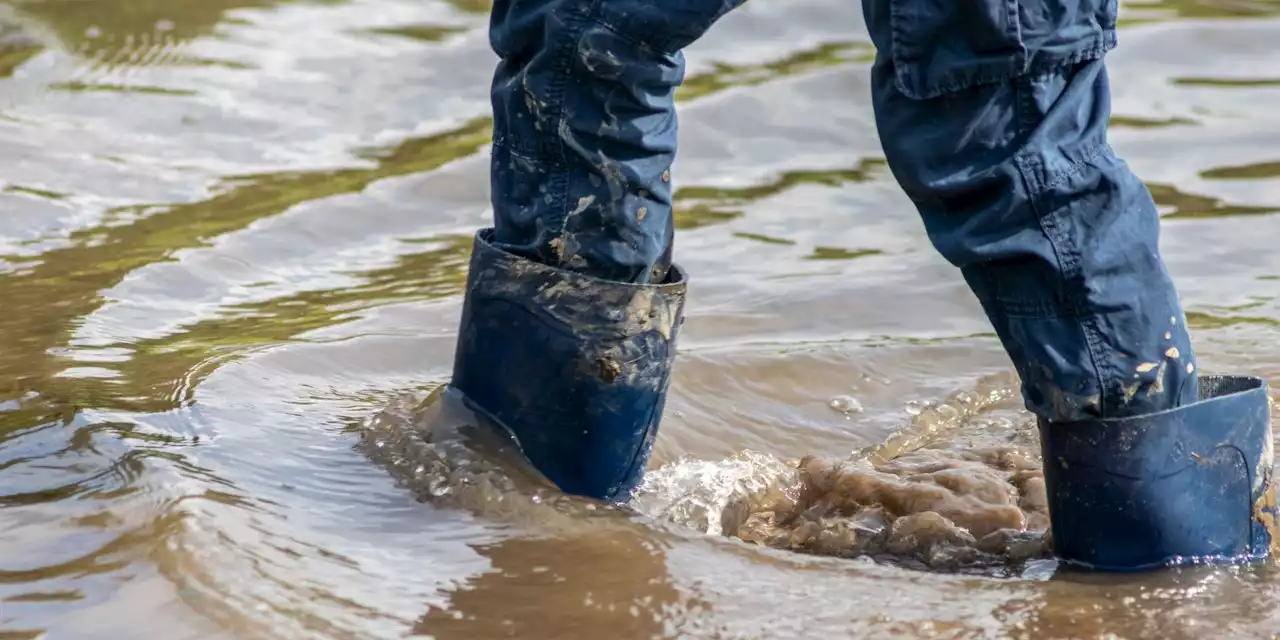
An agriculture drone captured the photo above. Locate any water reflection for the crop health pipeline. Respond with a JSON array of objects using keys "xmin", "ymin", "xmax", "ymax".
[
  {"xmin": 1149, "ymin": 182, "xmax": 1278, "ymax": 219},
  {"xmin": 12, "ymin": 0, "xmax": 301, "ymax": 56},
  {"xmin": 1118, "ymin": 0, "xmax": 1280, "ymax": 26},
  {"xmin": 677, "ymin": 41, "xmax": 872, "ymax": 102},
  {"xmin": 1110, "ymin": 114, "xmax": 1199, "ymax": 128},
  {"xmin": 0, "ymin": 21, "xmax": 43, "ymax": 78},
  {"xmin": 0, "ymin": 117, "xmax": 490, "ymax": 416},
  {"xmin": 358, "ymin": 23, "xmax": 468, "ymax": 43},
  {"xmin": 1005, "ymin": 565, "xmax": 1280, "ymax": 639},
  {"xmin": 415, "ymin": 530, "xmax": 698, "ymax": 639},
  {"xmin": 1174, "ymin": 76, "xmax": 1280, "ymax": 87},
  {"xmin": 1201, "ymin": 160, "xmax": 1280, "ymax": 180},
  {"xmin": 675, "ymin": 161, "xmax": 888, "ymax": 230}
]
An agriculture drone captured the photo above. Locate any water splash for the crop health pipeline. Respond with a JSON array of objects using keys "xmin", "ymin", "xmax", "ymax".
[
  {"xmin": 357, "ymin": 385, "xmax": 637, "ymax": 534},
  {"xmin": 362, "ymin": 373, "xmax": 1053, "ymax": 574},
  {"xmin": 633, "ymin": 372, "xmax": 1052, "ymax": 573}
]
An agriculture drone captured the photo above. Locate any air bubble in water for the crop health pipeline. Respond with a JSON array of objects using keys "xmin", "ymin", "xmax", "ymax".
[
  {"xmin": 828, "ymin": 395, "xmax": 864, "ymax": 414},
  {"xmin": 904, "ymin": 400, "xmax": 932, "ymax": 416}
]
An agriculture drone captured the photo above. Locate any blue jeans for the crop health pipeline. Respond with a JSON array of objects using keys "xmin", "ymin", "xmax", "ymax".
[{"xmin": 485, "ymin": 0, "xmax": 1197, "ymax": 423}]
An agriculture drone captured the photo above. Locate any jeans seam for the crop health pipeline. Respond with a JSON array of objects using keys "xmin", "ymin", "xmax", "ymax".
[
  {"xmin": 538, "ymin": 0, "xmax": 599, "ymax": 243},
  {"xmin": 888, "ymin": 0, "xmax": 1113, "ymax": 101},
  {"xmin": 1013, "ymin": 79, "xmax": 1114, "ymax": 418},
  {"xmin": 1043, "ymin": 140, "xmax": 1110, "ymax": 191}
]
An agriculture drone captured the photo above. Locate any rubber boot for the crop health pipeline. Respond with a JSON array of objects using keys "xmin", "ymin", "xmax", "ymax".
[
  {"xmin": 449, "ymin": 228, "xmax": 687, "ymax": 502},
  {"xmin": 1039, "ymin": 375, "xmax": 1279, "ymax": 571}
]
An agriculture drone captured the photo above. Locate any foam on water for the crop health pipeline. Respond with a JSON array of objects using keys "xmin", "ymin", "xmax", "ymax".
[
  {"xmin": 362, "ymin": 372, "xmax": 1054, "ymax": 575},
  {"xmin": 633, "ymin": 372, "xmax": 1053, "ymax": 573}
]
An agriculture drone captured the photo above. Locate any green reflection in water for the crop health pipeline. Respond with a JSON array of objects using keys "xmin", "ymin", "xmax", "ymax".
[
  {"xmin": 117, "ymin": 235, "xmax": 474, "ymax": 408},
  {"xmin": 1148, "ymin": 182, "xmax": 1279, "ymax": 219},
  {"xmin": 1118, "ymin": 0, "xmax": 1280, "ymax": 26},
  {"xmin": 677, "ymin": 41, "xmax": 872, "ymax": 102},
  {"xmin": 1, "ymin": 22, "xmax": 44, "ymax": 78},
  {"xmin": 732, "ymin": 232, "xmax": 796, "ymax": 246},
  {"xmin": 0, "ymin": 628, "xmax": 42, "ymax": 639},
  {"xmin": 1186, "ymin": 310, "xmax": 1279, "ymax": 329},
  {"xmin": 3, "ymin": 591, "xmax": 84, "ymax": 603},
  {"xmin": 0, "ymin": 116, "xmax": 491, "ymax": 415},
  {"xmin": 1173, "ymin": 76, "xmax": 1280, "ymax": 87},
  {"xmin": 7, "ymin": 0, "xmax": 357, "ymax": 71},
  {"xmin": 805, "ymin": 246, "xmax": 882, "ymax": 261},
  {"xmin": 436, "ymin": 0, "xmax": 491, "ymax": 13},
  {"xmin": 1200, "ymin": 161, "xmax": 1280, "ymax": 180},
  {"xmin": 48, "ymin": 81, "xmax": 198, "ymax": 95},
  {"xmin": 3, "ymin": 184, "xmax": 70, "ymax": 200},
  {"xmin": 1187, "ymin": 299, "xmax": 1278, "ymax": 329},
  {"xmin": 1109, "ymin": 115, "xmax": 1198, "ymax": 129},
  {"xmin": 675, "ymin": 159, "xmax": 888, "ymax": 230},
  {"xmin": 13, "ymin": 0, "xmax": 307, "ymax": 46},
  {"xmin": 359, "ymin": 24, "xmax": 469, "ymax": 43}
]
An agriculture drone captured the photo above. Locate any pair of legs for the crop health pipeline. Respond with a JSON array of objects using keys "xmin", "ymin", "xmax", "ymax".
[
  {"xmin": 485, "ymin": 0, "xmax": 1195, "ymax": 418},
  {"xmin": 450, "ymin": 0, "xmax": 1277, "ymax": 570}
]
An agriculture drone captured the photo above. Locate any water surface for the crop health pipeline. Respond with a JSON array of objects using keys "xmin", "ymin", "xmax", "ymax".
[{"xmin": 2, "ymin": 0, "xmax": 1280, "ymax": 637}]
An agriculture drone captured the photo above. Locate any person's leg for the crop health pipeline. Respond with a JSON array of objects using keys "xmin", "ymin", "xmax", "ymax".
[
  {"xmin": 487, "ymin": 0, "xmax": 743, "ymax": 285},
  {"xmin": 861, "ymin": 0, "xmax": 1277, "ymax": 569},
  {"xmin": 450, "ymin": 0, "xmax": 745, "ymax": 502}
]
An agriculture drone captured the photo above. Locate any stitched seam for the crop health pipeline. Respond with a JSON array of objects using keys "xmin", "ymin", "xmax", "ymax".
[
  {"xmin": 1025, "ymin": 34, "xmax": 1114, "ymax": 77},
  {"xmin": 1075, "ymin": 143, "xmax": 1128, "ymax": 416},
  {"xmin": 892, "ymin": 28, "xmax": 1115, "ymax": 100},
  {"xmin": 1012, "ymin": 79, "xmax": 1113, "ymax": 417},
  {"xmin": 999, "ymin": 303, "xmax": 1075, "ymax": 318},
  {"xmin": 989, "ymin": 139, "xmax": 1110, "ymax": 317},
  {"xmin": 1043, "ymin": 139, "xmax": 1109, "ymax": 191},
  {"xmin": 1007, "ymin": 0, "xmax": 1026, "ymax": 76},
  {"xmin": 538, "ymin": 0, "xmax": 598, "ymax": 243},
  {"xmin": 1028, "ymin": 198, "xmax": 1113, "ymax": 413}
]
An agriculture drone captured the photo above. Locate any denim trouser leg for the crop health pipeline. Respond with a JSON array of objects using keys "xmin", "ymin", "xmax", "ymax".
[
  {"xmin": 488, "ymin": 0, "xmax": 744, "ymax": 285},
  {"xmin": 858, "ymin": 0, "xmax": 1277, "ymax": 569},
  {"xmin": 860, "ymin": 0, "xmax": 1197, "ymax": 422}
]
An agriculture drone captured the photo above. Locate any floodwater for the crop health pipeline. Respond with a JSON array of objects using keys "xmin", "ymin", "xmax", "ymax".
[{"xmin": 2, "ymin": 0, "xmax": 1280, "ymax": 637}]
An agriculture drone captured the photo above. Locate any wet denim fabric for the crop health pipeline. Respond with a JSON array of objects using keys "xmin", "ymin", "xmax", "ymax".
[
  {"xmin": 485, "ymin": 0, "xmax": 1198, "ymax": 423},
  {"xmin": 487, "ymin": 0, "xmax": 741, "ymax": 284}
]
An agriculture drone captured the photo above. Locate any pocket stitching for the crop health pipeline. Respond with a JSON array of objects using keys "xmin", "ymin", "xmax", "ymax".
[
  {"xmin": 888, "ymin": 0, "xmax": 1118, "ymax": 100},
  {"xmin": 888, "ymin": 0, "xmax": 1025, "ymax": 100}
]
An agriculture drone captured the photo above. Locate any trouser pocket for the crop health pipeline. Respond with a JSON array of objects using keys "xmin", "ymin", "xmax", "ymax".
[{"xmin": 887, "ymin": 0, "xmax": 1118, "ymax": 99}]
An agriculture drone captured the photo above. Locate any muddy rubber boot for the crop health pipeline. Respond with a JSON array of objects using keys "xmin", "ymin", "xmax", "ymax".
[
  {"xmin": 1039, "ymin": 375, "xmax": 1279, "ymax": 571},
  {"xmin": 449, "ymin": 229, "xmax": 687, "ymax": 502}
]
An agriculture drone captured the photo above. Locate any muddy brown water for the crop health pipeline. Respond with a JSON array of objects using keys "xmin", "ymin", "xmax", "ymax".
[{"xmin": 2, "ymin": 0, "xmax": 1280, "ymax": 638}]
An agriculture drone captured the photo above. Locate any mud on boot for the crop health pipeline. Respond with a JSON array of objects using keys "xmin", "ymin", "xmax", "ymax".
[{"xmin": 449, "ymin": 229, "xmax": 687, "ymax": 502}]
